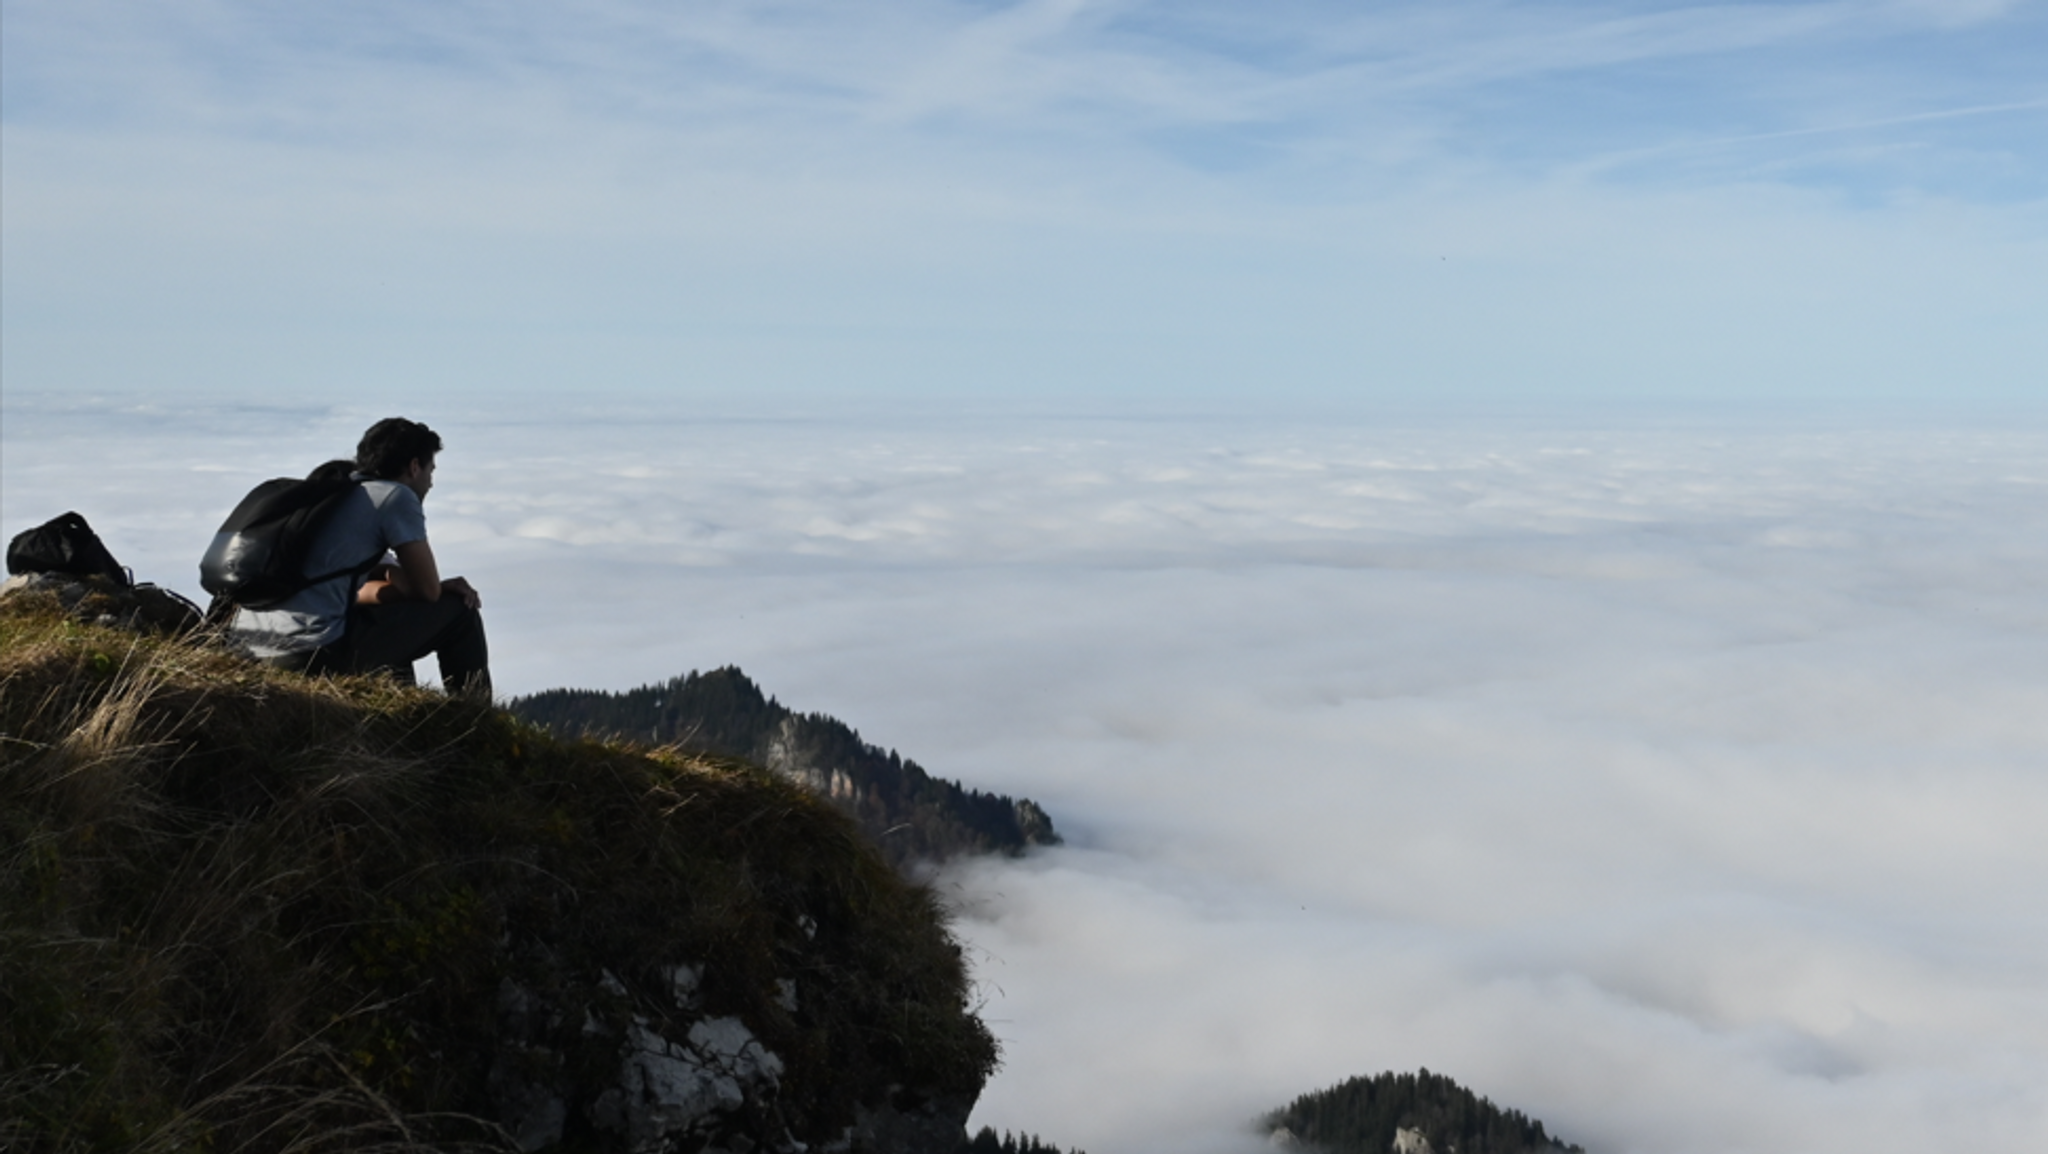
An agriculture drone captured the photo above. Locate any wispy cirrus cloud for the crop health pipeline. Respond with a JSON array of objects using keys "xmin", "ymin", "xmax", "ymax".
[
  {"xmin": 8, "ymin": 1, "xmax": 2039, "ymax": 185},
  {"xmin": 3, "ymin": 1, "xmax": 2043, "ymax": 404}
]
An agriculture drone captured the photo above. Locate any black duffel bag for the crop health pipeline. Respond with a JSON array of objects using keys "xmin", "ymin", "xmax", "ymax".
[{"xmin": 7, "ymin": 511, "xmax": 130, "ymax": 586}]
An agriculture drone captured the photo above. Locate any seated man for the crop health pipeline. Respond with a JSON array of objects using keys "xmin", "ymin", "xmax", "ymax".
[{"xmin": 230, "ymin": 417, "xmax": 490, "ymax": 696}]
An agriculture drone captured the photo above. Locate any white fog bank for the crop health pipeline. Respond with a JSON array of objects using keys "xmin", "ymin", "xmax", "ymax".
[{"xmin": 4, "ymin": 395, "xmax": 2046, "ymax": 1153}]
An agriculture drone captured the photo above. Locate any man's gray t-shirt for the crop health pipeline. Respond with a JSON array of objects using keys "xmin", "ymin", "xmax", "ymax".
[{"xmin": 230, "ymin": 478, "xmax": 427, "ymax": 659}]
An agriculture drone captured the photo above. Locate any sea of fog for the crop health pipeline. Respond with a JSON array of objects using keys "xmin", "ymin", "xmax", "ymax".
[{"xmin": 5, "ymin": 394, "xmax": 2046, "ymax": 1154}]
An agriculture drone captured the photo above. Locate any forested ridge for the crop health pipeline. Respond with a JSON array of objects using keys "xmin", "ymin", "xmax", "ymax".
[
  {"xmin": 506, "ymin": 667, "xmax": 1060, "ymax": 872},
  {"xmin": 963, "ymin": 1127, "xmax": 1086, "ymax": 1154},
  {"xmin": 1265, "ymin": 1068, "xmax": 1583, "ymax": 1154}
]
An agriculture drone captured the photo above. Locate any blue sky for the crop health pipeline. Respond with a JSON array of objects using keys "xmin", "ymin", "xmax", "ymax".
[{"xmin": 3, "ymin": 0, "xmax": 2045, "ymax": 406}]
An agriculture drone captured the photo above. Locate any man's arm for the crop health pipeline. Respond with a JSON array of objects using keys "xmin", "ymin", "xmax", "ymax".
[
  {"xmin": 357, "ymin": 540, "xmax": 438, "ymax": 603},
  {"xmin": 356, "ymin": 540, "xmax": 482, "ymax": 609},
  {"xmin": 386, "ymin": 539, "xmax": 441, "ymax": 602}
]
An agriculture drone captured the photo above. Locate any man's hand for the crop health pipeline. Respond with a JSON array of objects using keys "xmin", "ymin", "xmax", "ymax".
[{"xmin": 442, "ymin": 576, "xmax": 482, "ymax": 610}]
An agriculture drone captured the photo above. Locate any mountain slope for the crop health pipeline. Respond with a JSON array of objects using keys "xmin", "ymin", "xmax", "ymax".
[
  {"xmin": 0, "ymin": 586, "xmax": 995, "ymax": 1153},
  {"xmin": 507, "ymin": 668, "xmax": 1059, "ymax": 872}
]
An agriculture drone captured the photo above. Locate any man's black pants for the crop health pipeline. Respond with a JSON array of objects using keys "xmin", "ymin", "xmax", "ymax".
[{"xmin": 306, "ymin": 593, "xmax": 491, "ymax": 696}]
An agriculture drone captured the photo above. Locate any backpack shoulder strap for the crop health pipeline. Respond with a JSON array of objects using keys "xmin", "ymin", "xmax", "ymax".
[{"xmin": 303, "ymin": 551, "xmax": 387, "ymax": 589}]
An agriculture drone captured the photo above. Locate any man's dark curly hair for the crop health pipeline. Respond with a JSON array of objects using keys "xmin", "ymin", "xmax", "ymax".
[{"xmin": 355, "ymin": 418, "xmax": 444, "ymax": 480}]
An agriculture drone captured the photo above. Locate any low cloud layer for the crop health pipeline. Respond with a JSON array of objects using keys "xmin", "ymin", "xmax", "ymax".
[{"xmin": 5, "ymin": 394, "xmax": 2046, "ymax": 1152}]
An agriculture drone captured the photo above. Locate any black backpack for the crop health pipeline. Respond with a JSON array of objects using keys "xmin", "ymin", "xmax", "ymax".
[
  {"xmin": 199, "ymin": 468, "xmax": 383, "ymax": 610},
  {"xmin": 8, "ymin": 511, "xmax": 206, "ymax": 633},
  {"xmin": 7, "ymin": 511, "xmax": 131, "ymax": 585}
]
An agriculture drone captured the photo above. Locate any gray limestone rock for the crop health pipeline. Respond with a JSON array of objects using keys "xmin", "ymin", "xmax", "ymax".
[
  {"xmin": 847, "ymin": 1086, "xmax": 976, "ymax": 1154},
  {"xmin": 590, "ymin": 1015, "xmax": 787, "ymax": 1153}
]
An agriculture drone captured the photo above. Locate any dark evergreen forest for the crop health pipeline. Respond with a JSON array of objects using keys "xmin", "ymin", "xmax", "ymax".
[
  {"xmin": 1264, "ymin": 1068, "xmax": 1583, "ymax": 1154},
  {"xmin": 506, "ymin": 667, "xmax": 1060, "ymax": 872},
  {"xmin": 961, "ymin": 1127, "xmax": 1085, "ymax": 1154}
]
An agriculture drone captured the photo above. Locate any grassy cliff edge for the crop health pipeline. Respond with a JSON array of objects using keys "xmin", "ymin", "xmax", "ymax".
[{"xmin": 0, "ymin": 589, "xmax": 996, "ymax": 1152}]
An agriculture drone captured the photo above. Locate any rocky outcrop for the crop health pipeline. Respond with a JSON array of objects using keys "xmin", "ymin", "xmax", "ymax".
[
  {"xmin": 481, "ymin": 961, "xmax": 974, "ymax": 1154},
  {"xmin": 586, "ymin": 1014, "xmax": 786, "ymax": 1151},
  {"xmin": 490, "ymin": 968, "xmax": 802, "ymax": 1152}
]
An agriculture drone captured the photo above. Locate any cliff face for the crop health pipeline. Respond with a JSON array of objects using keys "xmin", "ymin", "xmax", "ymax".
[
  {"xmin": 507, "ymin": 668, "xmax": 1060, "ymax": 873},
  {"xmin": 0, "ymin": 584, "xmax": 996, "ymax": 1153}
]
